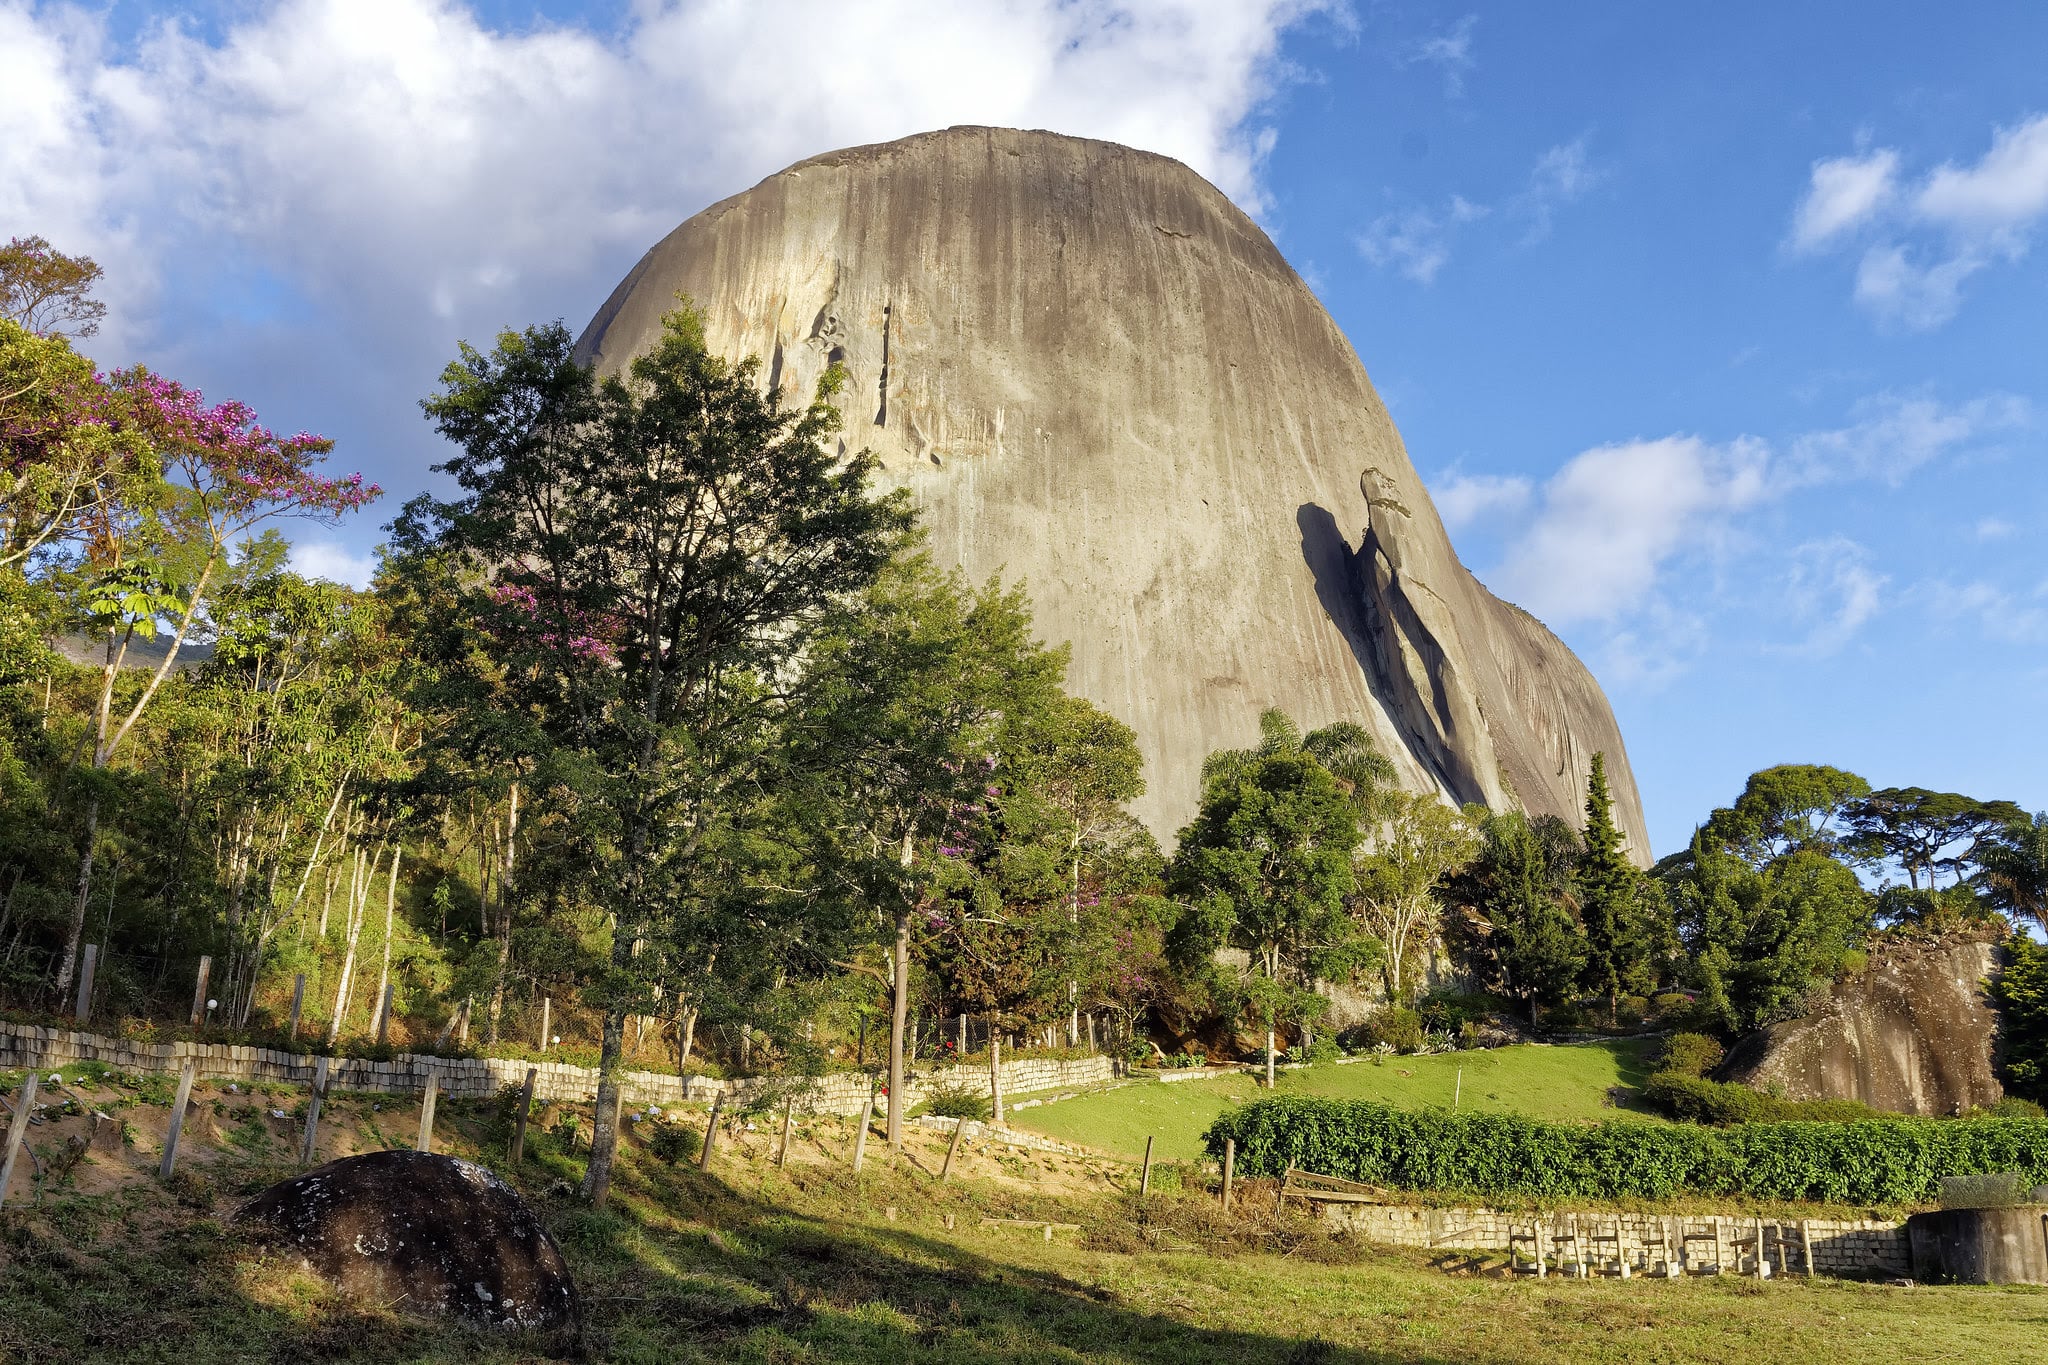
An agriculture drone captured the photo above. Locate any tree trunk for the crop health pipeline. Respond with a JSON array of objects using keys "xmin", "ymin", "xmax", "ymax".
[
  {"xmin": 989, "ymin": 1025, "xmax": 1004, "ymax": 1124},
  {"xmin": 1266, "ymin": 1025, "xmax": 1277, "ymax": 1089},
  {"xmin": 578, "ymin": 1001, "xmax": 629, "ymax": 1208},
  {"xmin": 54, "ymin": 794, "xmax": 100, "ymax": 999},
  {"xmin": 887, "ymin": 911, "xmax": 910, "ymax": 1149},
  {"xmin": 372, "ymin": 846, "xmax": 402, "ymax": 1039},
  {"xmin": 677, "ymin": 1006, "xmax": 699, "ymax": 1081}
]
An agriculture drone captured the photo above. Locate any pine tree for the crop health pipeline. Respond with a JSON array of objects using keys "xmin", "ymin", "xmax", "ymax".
[{"xmin": 1577, "ymin": 752, "xmax": 1644, "ymax": 1024}]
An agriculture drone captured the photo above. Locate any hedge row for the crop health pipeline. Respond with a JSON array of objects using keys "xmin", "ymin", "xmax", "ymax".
[{"xmin": 1203, "ymin": 1096, "xmax": 2048, "ymax": 1205}]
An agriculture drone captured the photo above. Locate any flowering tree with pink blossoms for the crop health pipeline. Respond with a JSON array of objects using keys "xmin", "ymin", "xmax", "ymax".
[{"xmin": 46, "ymin": 363, "xmax": 379, "ymax": 999}]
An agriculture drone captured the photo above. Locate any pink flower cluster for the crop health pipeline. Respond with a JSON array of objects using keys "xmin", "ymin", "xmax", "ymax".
[
  {"xmin": 116, "ymin": 369, "xmax": 378, "ymax": 518},
  {"xmin": 489, "ymin": 581, "xmax": 620, "ymax": 665}
]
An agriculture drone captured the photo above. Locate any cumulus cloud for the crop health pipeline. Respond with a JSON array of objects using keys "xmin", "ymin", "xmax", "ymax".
[
  {"xmin": 0, "ymin": 0, "xmax": 1331, "ymax": 518},
  {"xmin": 1791, "ymin": 114, "xmax": 2048, "ymax": 328},
  {"xmin": 1789, "ymin": 148, "xmax": 1898, "ymax": 250},
  {"xmin": 1977, "ymin": 517, "xmax": 2016, "ymax": 541},
  {"xmin": 1430, "ymin": 470, "xmax": 1532, "ymax": 530},
  {"xmin": 289, "ymin": 539, "xmax": 379, "ymax": 589},
  {"xmin": 1459, "ymin": 388, "xmax": 2020, "ymax": 679},
  {"xmin": 1490, "ymin": 435, "xmax": 1769, "ymax": 624}
]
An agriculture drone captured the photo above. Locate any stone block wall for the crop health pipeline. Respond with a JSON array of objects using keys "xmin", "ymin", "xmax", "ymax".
[
  {"xmin": 1320, "ymin": 1202, "xmax": 1910, "ymax": 1278},
  {"xmin": 0, "ymin": 1022, "xmax": 1110, "ymax": 1117}
]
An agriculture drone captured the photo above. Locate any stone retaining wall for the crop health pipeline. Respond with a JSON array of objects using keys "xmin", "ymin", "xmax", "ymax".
[
  {"xmin": 1319, "ymin": 1202, "xmax": 1909, "ymax": 1278},
  {"xmin": 0, "ymin": 1022, "xmax": 1112, "ymax": 1117}
]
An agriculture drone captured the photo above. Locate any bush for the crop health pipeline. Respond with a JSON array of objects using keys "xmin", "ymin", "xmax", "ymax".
[
  {"xmin": 1415, "ymin": 991, "xmax": 1492, "ymax": 1034},
  {"xmin": 923, "ymin": 1084, "xmax": 993, "ymax": 1122},
  {"xmin": 1659, "ymin": 1032, "xmax": 1725, "ymax": 1079},
  {"xmin": 1285, "ymin": 1037, "xmax": 1339, "ymax": 1065},
  {"xmin": 647, "ymin": 1121, "xmax": 696, "ymax": 1165},
  {"xmin": 1357, "ymin": 1007, "xmax": 1424, "ymax": 1055},
  {"xmin": 1651, "ymin": 993, "xmax": 1694, "ymax": 1018},
  {"xmin": 1204, "ymin": 1095, "xmax": 2048, "ymax": 1205},
  {"xmin": 1642, "ymin": 1072, "xmax": 1882, "ymax": 1125}
]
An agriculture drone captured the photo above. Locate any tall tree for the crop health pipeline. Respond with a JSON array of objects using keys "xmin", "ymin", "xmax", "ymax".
[
  {"xmin": 1449, "ymin": 810, "xmax": 1586, "ymax": 1024},
  {"xmin": 1577, "ymin": 752, "xmax": 1659, "ymax": 1021},
  {"xmin": 1702, "ymin": 763, "xmax": 1870, "ymax": 867},
  {"xmin": 1981, "ymin": 812, "xmax": 2048, "ymax": 936},
  {"xmin": 400, "ymin": 309, "xmax": 908, "ymax": 1205},
  {"xmin": 1169, "ymin": 737, "xmax": 1365, "ymax": 1086},
  {"xmin": 1351, "ymin": 791, "xmax": 1478, "ymax": 1003},
  {"xmin": 799, "ymin": 555, "xmax": 1067, "ymax": 1147},
  {"xmin": 1843, "ymin": 787, "xmax": 2029, "ymax": 891}
]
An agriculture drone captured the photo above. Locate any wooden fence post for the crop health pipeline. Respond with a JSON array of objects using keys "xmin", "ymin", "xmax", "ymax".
[
  {"xmin": 509, "ymin": 1067, "xmax": 537, "ymax": 1164},
  {"xmin": 1801, "ymin": 1219, "xmax": 1815, "ymax": 1277},
  {"xmin": 539, "ymin": 996, "xmax": 551, "ymax": 1051},
  {"xmin": 288, "ymin": 974, "xmax": 306, "ymax": 1040},
  {"xmin": 1533, "ymin": 1221, "xmax": 1546, "ymax": 1279},
  {"xmin": 1713, "ymin": 1219, "xmax": 1726, "ymax": 1275},
  {"xmin": 1, "ymin": 1073, "xmax": 39, "ymax": 1209},
  {"xmin": 698, "ymin": 1093, "xmax": 722, "ymax": 1170},
  {"xmin": 852, "ymin": 1084, "xmax": 873, "ymax": 1174},
  {"xmin": 189, "ymin": 958, "xmax": 212, "ymax": 1027},
  {"xmin": 1221, "ymin": 1138, "xmax": 1235, "ymax": 1212},
  {"xmin": 940, "ymin": 1118, "xmax": 967, "ymax": 1180},
  {"xmin": 1754, "ymin": 1217, "xmax": 1767, "ymax": 1280},
  {"xmin": 301, "ymin": 1056, "xmax": 329, "ymax": 1166},
  {"xmin": 74, "ymin": 944, "xmax": 97, "ymax": 1023},
  {"xmin": 1139, "ymin": 1135, "xmax": 1155, "ymax": 1197},
  {"xmin": 416, "ymin": 1068, "xmax": 439, "ymax": 1153},
  {"xmin": 375, "ymin": 983, "xmax": 396, "ymax": 1046},
  {"xmin": 159, "ymin": 1060, "xmax": 198, "ymax": 1179},
  {"xmin": 776, "ymin": 1098, "xmax": 795, "ymax": 1169}
]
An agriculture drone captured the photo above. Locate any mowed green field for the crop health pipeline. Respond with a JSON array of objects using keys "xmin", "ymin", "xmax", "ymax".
[{"xmin": 1009, "ymin": 1040, "xmax": 1662, "ymax": 1161}]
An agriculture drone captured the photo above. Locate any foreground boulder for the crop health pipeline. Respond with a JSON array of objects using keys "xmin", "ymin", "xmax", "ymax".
[
  {"xmin": 1720, "ymin": 936, "xmax": 2005, "ymax": 1115},
  {"xmin": 234, "ymin": 1150, "xmax": 579, "ymax": 1332}
]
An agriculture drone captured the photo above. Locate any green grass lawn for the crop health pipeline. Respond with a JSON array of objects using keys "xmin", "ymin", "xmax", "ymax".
[
  {"xmin": 1010, "ymin": 1040, "xmax": 1662, "ymax": 1162},
  {"xmin": 9, "ymin": 1102, "xmax": 2044, "ymax": 1365}
]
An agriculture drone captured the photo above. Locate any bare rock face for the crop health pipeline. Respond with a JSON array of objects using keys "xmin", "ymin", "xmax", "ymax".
[
  {"xmin": 233, "ymin": 1150, "xmax": 579, "ymax": 1332},
  {"xmin": 577, "ymin": 126, "xmax": 1649, "ymax": 852},
  {"xmin": 1720, "ymin": 937, "xmax": 2007, "ymax": 1116}
]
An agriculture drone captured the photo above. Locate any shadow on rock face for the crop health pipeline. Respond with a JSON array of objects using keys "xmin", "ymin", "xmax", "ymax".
[{"xmin": 233, "ymin": 1150, "xmax": 580, "ymax": 1336}]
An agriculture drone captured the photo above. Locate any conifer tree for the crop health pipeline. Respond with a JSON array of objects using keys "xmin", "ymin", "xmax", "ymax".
[{"xmin": 1577, "ymin": 752, "xmax": 1647, "ymax": 1023}]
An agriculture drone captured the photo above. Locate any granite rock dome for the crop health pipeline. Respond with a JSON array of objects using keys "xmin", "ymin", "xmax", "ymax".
[{"xmin": 576, "ymin": 126, "xmax": 1649, "ymax": 854}]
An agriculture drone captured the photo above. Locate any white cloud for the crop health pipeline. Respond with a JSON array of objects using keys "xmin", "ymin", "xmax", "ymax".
[
  {"xmin": 291, "ymin": 539, "xmax": 377, "ymax": 588},
  {"xmin": 1916, "ymin": 114, "xmax": 2048, "ymax": 229},
  {"xmin": 1783, "ymin": 391, "xmax": 2031, "ymax": 486},
  {"xmin": 1491, "ymin": 435, "xmax": 1769, "ymax": 624},
  {"xmin": 1514, "ymin": 135, "xmax": 1600, "ymax": 243},
  {"xmin": 1430, "ymin": 470, "xmax": 1532, "ymax": 529},
  {"xmin": 1789, "ymin": 149, "xmax": 1897, "ymax": 250},
  {"xmin": 1918, "ymin": 577, "xmax": 2048, "ymax": 646},
  {"xmin": 1777, "ymin": 536, "xmax": 1885, "ymax": 656},
  {"xmin": 1356, "ymin": 195, "xmax": 1486, "ymax": 283},
  {"xmin": 1977, "ymin": 517, "xmax": 2016, "ymax": 541},
  {"xmin": 1793, "ymin": 114, "xmax": 2048, "ymax": 328},
  {"xmin": 0, "ymin": 0, "xmax": 1331, "ymax": 504},
  {"xmin": 1402, "ymin": 14, "xmax": 1476, "ymax": 97}
]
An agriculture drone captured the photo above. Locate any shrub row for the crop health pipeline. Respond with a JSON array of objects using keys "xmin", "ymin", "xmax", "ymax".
[
  {"xmin": 1203, "ymin": 1096, "xmax": 2048, "ymax": 1205},
  {"xmin": 1640, "ymin": 1072, "xmax": 1883, "ymax": 1125}
]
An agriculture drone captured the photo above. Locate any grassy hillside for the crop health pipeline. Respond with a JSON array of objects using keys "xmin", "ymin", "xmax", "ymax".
[
  {"xmin": 2, "ymin": 1076, "xmax": 2041, "ymax": 1364},
  {"xmin": 1009, "ymin": 1041, "xmax": 1661, "ymax": 1162}
]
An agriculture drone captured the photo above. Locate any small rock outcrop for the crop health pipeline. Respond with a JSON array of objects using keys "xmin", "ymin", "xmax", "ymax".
[
  {"xmin": 574, "ymin": 126, "xmax": 1651, "ymax": 856},
  {"xmin": 1720, "ymin": 937, "xmax": 2006, "ymax": 1115},
  {"xmin": 233, "ymin": 1150, "xmax": 579, "ymax": 1332}
]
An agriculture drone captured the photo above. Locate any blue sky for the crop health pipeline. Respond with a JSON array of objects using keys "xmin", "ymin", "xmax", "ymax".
[{"xmin": 4, "ymin": 1, "xmax": 2043, "ymax": 855}]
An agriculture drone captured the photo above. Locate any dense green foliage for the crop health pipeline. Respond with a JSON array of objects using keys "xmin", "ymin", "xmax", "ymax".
[
  {"xmin": 1205, "ymin": 1095, "xmax": 2048, "ymax": 1203},
  {"xmin": 1639, "ymin": 1072, "xmax": 1881, "ymax": 1125},
  {"xmin": 1990, "ymin": 935, "xmax": 2048, "ymax": 1105}
]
